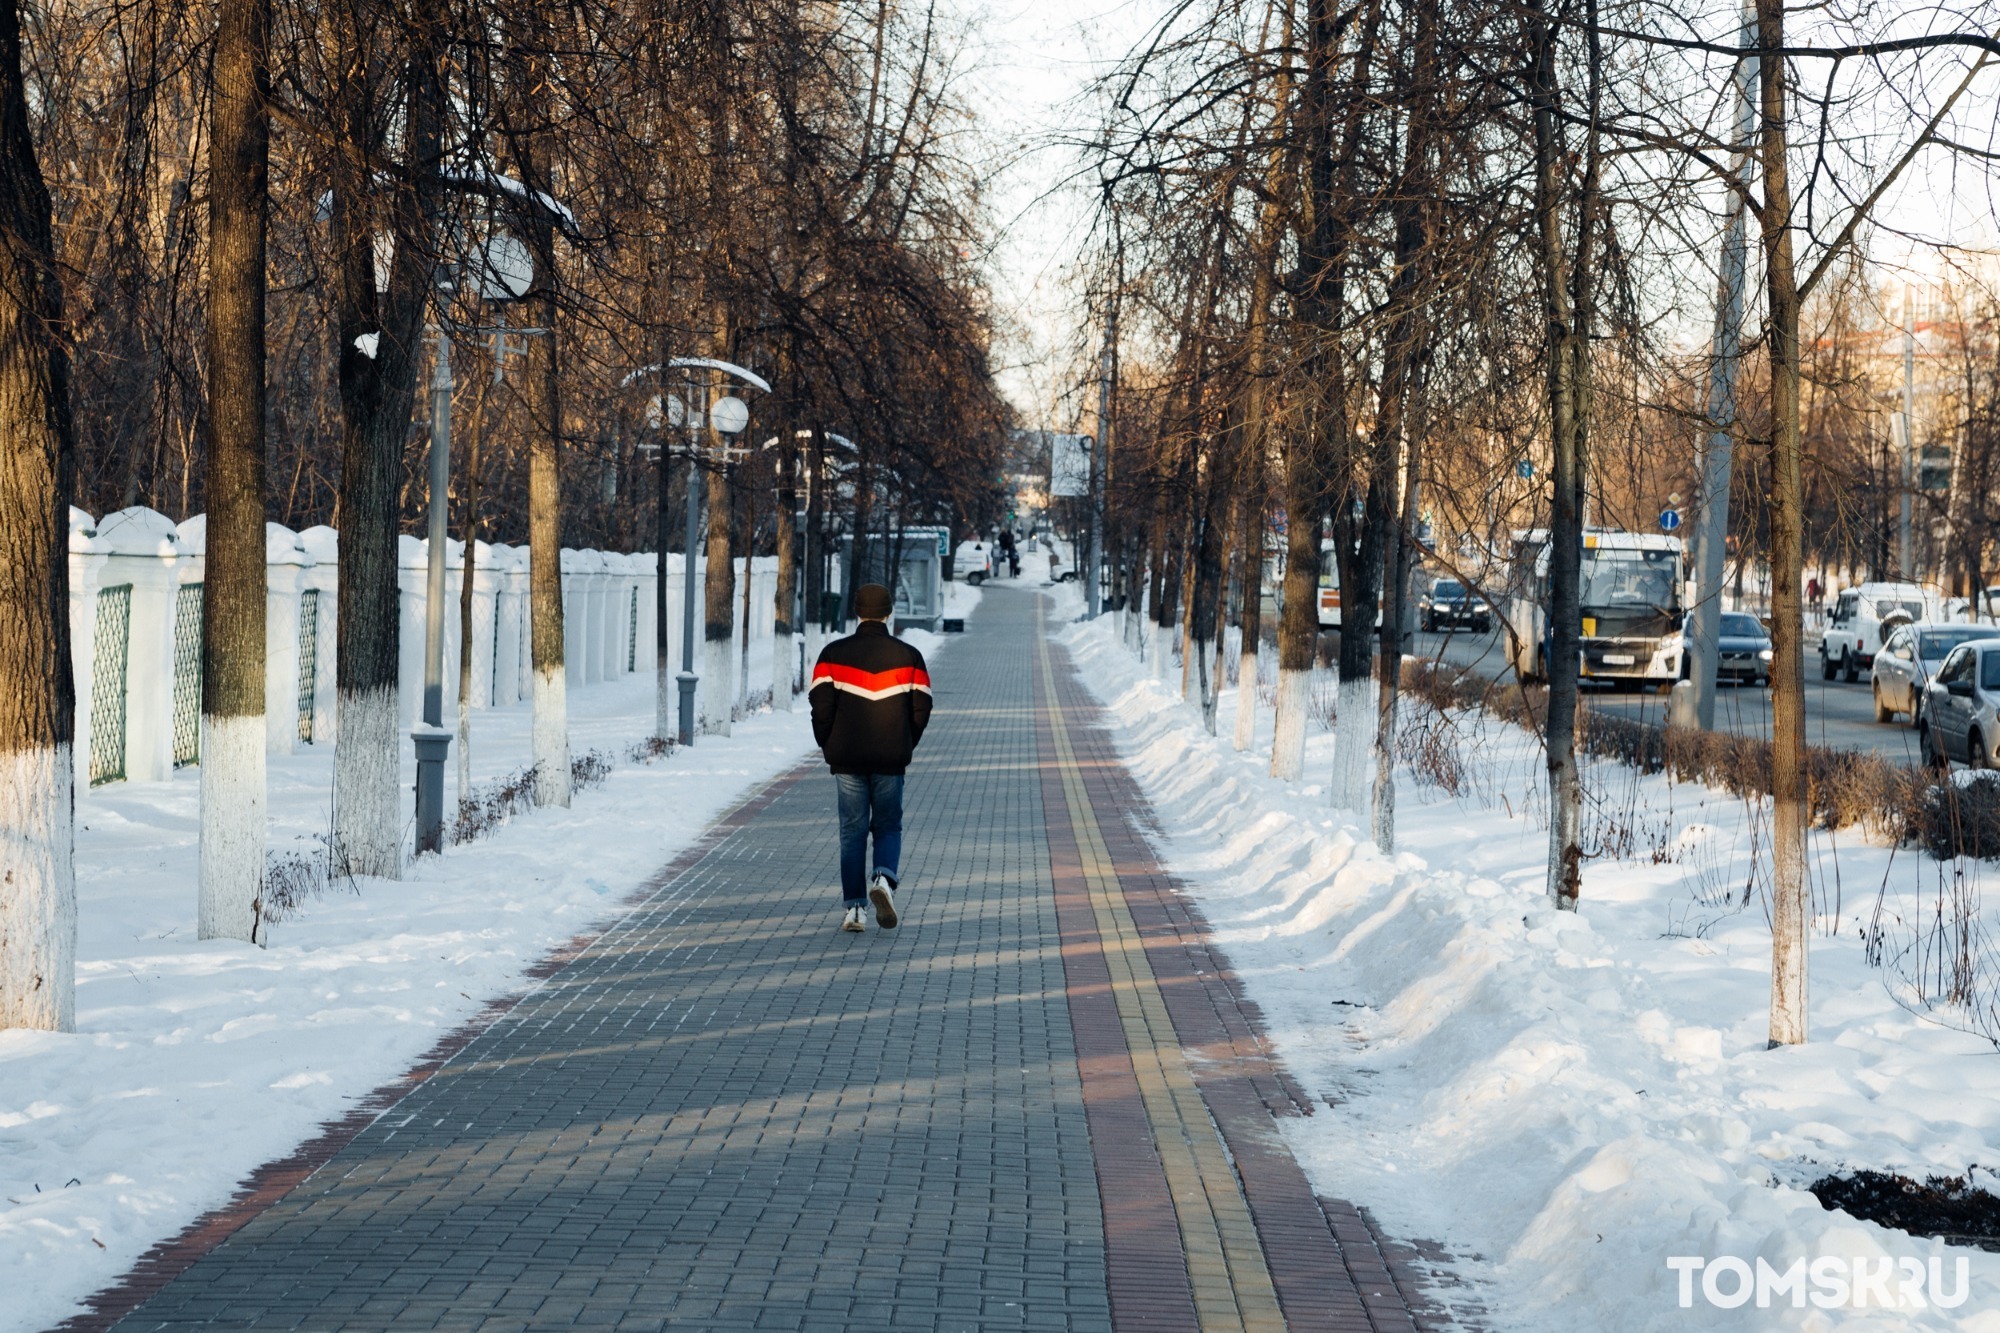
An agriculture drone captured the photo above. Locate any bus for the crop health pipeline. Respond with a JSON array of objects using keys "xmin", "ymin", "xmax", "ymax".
[
  {"xmin": 1317, "ymin": 539, "xmax": 1383, "ymax": 630},
  {"xmin": 1504, "ymin": 529, "xmax": 1685, "ymax": 684}
]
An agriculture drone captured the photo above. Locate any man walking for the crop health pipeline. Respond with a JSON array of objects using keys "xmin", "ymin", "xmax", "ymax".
[{"xmin": 810, "ymin": 583, "xmax": 932, "ymax": 932}]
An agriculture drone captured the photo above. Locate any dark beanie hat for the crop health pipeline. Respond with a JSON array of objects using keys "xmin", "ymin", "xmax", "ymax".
[{"xmin": 854, "ymin": 583, "xmax": 894, "ymax": 620}]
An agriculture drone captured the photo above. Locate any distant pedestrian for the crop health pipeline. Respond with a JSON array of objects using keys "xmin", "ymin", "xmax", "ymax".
[
  {"xmin": 810, "ymin": 583, "xmax": 933, "ymax": 932},
  {"xmin": 998, "ymin": 529, "xmax": 1020, "ymax": 578}
]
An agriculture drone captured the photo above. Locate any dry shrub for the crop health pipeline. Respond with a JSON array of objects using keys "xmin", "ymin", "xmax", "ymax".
[
  {"xmin": 1912, "ymin": 776, "xmax": 2000, "ymax": 861},
  {"xmin": 454, "ymin": 749, "xmax": 614, "ymax": 845},
  {"xmin": 626, "ymin": 734, "xmax": 676, "ymax": 764},
  {"xmin": 454, "ymin": 765, "xmax": 540, "ymax": 845},
  {"xmin": 253, "ymin": 837, "xmax": 354, "ymax": 942},
  {"xmin": 1396, "ymin": 696, "xmax": 1471, "ymax": 797},
  {"xmin": 1399, "ymin": 658, "xmax": 1989, "ymax": 860},
  {"xmin": 571, "ymin": 748, "xmax": 613, "ymax": 792},
  {"xmin": 1308, "ymin": 672, "xmax": 1340, "ymax": 732}
]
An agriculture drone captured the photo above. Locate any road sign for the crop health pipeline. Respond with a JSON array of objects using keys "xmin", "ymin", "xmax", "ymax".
[
  {"xmin": 1659, "ymin": 509, "xmax": 1682, "ymax": 532},
  {"xmin": 1516, "ymin": 459, "xmax": 1534, "ymax": 479}
]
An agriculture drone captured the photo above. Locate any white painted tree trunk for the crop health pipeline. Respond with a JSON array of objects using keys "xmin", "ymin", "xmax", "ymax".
[
  {"xmin": 0, "ymin": 744, "xmax": 75, "ymax": 1030},
  {"xmin": 1151, "ymin": 623, "xmax": 1175, "ymax": 683},
  {"xmin": 1233, "ymin": 642, "xmax": 1259, "ymax": 751},
  {"xmin": 333, "ymin": 685, "xmax": 401, "ymax": 878},
  {"xmin": 700, "ymin": 637, "xmax": 734, "ymax": 735},
  {"xmin": 200, "ymin": 714, "xmax": 266, "ymax": 942},
  {"xmin": 1371, "ymin": 683, "xmax": 1397, "ymax": 851},
  {"xmin": 772, "ymin": 628, "xmax": 795, "ymax": 711},
  {"xmin": 531, "ymin": 666, "xmax": 570, "ymax": 806},
  {"xmin": 455, "ymin": 690, "xmax": 472, "ymax": 817},
  {"xmin": 1332, "ymin": 676, "xmax": 1375, "ymax": 815},
  {"xmin": 1269, "ymin": 667, "xmax": 1308, "ymax": 780}
]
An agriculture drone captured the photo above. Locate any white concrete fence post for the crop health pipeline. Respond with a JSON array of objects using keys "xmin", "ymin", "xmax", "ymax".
[{"xmin": 65, "ymin": 516, "xmax": 775, "ymax": 788}]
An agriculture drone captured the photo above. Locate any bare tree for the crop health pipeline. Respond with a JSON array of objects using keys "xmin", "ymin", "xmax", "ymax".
[
  {"xmin": 0, "ymin": 0, "xmax": 76, "ymax": 1031},
  {"xmin": 199, "ymin": 0, "xmax": 271, "ymax": 942},
  {"xmin": 327, "ymin": 0, "xmax": 446, "ymax": 877}
]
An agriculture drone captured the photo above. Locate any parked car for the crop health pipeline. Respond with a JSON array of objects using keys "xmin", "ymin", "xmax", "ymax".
[
  {"xmin": 1820, "ymin": 581, "xmax": 1931, "ymax": 682},
  {"xmin": 1677, "ymin": 612, "xmax": 1773, "ymax": 685},
  {"xmin": 1871, "ymin": 622, "xmax": 2000, "ymax": 724},
  {"xmin": 1419, "ymin": 577, "xmax": 1491, "ymax": 632},
  {"xmin": 1919, "ymin": 640, "xmax": 2000, "ymax": 768}
]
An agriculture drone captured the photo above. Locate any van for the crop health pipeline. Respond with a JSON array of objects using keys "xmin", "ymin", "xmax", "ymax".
[{"xmin": 1820, "ymin": 581, "xmax": 1932, "ymax": 682}]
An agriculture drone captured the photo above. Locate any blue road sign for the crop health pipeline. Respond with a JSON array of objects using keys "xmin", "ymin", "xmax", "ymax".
[
  {"xmin": 1517, "ymin": 459, "xmax": 1534, "ymax": 479},
  {"xmin": 1659, "ymin": 509, "xmax": 1682, "ymax": 532}
]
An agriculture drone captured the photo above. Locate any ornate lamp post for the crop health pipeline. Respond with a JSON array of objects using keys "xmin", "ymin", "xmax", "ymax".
[{"xmin": 624, "ymin": 357, "xmax": 770, "ymax": 746}]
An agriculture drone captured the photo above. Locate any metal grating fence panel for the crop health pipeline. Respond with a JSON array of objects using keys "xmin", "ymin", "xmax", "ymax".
[
  {"xmin": 297, "ymin": 589, "xmax": 319, "ymax": 743},
  {"xmin": 172, "ymin": 584, "xmax": 202, "ymax": 767},
  {"xmin": 89, "ymin": 584, "xmax": 133, "ymax": 785},
  {"xmin": 627, "ymin": 586, "xmax": 639, "ymax": 672}
]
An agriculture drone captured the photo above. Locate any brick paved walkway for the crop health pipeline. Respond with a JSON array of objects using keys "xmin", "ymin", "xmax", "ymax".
[{"xmin": 71, "ymin": 588, "xmax": 1442, "ymax": 1332}]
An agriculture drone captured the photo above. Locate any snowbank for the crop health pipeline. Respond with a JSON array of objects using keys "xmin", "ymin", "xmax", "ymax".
[
  {"xmin": 2, "ymin": 609, "xmax": 980, "ymax": 1331},
  {"xmin": 1056, "ymin": 590, "xmax": 2000, "ymax": 1329}
]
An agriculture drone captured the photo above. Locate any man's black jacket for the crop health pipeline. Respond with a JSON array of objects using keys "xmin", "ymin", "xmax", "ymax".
[{"xmin": 809, "ymin": 621, "xmax": 933, "ymax": 775}]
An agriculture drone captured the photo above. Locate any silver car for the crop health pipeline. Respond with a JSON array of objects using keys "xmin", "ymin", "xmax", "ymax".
[
  {"xmin": 1872, "ymin": 622, "xmax": 2000, "ymax": 725},
  {"xmin": 1676, "ymin": 613, "xmax": 1772, "ymax": 685},
  {"xmin": 1920, "ymin": 642, "xmax": 2000, "ymax": 768}
]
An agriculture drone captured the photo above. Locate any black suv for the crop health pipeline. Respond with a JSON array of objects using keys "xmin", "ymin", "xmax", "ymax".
[{"xmin": 1420, "ymin": 577, "xmax": 1491, "ymax": 633}]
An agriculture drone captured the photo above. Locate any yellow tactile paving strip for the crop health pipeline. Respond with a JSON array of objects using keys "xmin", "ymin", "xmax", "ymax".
[{"xmin": 1037, "ymin": 625, "xmax": 1288, "ymax": 1333}]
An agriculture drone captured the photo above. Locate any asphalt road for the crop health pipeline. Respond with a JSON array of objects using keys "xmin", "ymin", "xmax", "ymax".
[{"xmin": 1399, "ymin": 624, "xmax": 1931, "ymax": 763}]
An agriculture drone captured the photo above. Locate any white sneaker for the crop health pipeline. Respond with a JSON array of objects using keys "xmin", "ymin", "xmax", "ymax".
[
  {"xmin": 841, "ymin": 905, "xmax": 866, "ymax": 932},
  {"xmin": 868, "ymin": 874, "xmax": 899, "ymax": 929}
]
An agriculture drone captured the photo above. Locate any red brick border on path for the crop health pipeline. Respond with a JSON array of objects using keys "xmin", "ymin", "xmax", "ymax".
[{"xmin": 1037, "ymin": 615, "xmax": 1457, "ymax": 1333}]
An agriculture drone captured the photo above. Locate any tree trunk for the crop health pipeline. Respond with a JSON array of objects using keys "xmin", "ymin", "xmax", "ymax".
[
  {"xmin": 455, "ymin": 378, "xmax": 490, "ymax": 816},
  {"xmin": 1190, "ymin": 470, "xmax": 1227, "ymax": 731},
  {"xmin": 1281, "ymin": 0, "xmax": 1370, "ymax": 789},
  {"xmin": 1271, "ymin": 446, "xmax": 1322, "ymax": 781},
  {"xmin": 201, "ymin": 0, "xmax": 271, "ymax": 942},
  {"xmin": 1527, "ymin": 0, "xmax": 1596, "ymax": 911},
  {"xmin": 1206, "ymin": 492, "xmax": 1237, "ymax": 735},
  {"xmin": 1369, "ymin": 0, "xmax": 1438, "ymax": 850},
  {"xmin": 1758, "ymin": 0, "xmax": 1808, "ymax": 1044},
  {"xmin": 739, "ymin": 450, "xmax": 756, "ymax": 706},
  {"xmin": 331, "ymin": 15, "xmax": 444, "ymax": 876},
  {"xmin": 0, "ymin": 0, "xmax": 76, "ymax": 1030},
  {"xmin": 525, "ymin": 269, "xmax": 567, "ymax": 805},
  {"xmin": 701, "ymin": 432, "xmax": 736, "ymax": 734},
  {"xmin": 1234, "ymin": 471, "xmax": 1267, "ymax": 752},
  {"xmin": 804, "ymin": 426, "xmax": 826, "ymax": 657},
  {"xmin": 773, "ymin": 418, "xmax": 798, "ymax": 710},
  {"xmin": 655, "ymin": 406, "xmax": 674, "ymax": 740},
  {"xmin": 506, "ymin": 20, "xmax": 570, "ymax": 807}
]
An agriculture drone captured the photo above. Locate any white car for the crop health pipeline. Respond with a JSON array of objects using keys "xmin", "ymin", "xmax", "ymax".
[
  {"xmin": 1871, "ymin": 622, "xmax": 2000, "ymax": 724},
  {"xmin": 1820, "ymin": 582, "xmax": 1930, "ymax": 683}
]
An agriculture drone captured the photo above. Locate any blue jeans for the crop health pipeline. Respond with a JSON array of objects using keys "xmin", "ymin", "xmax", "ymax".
[{"xmin": 835, "ymin": 773, "xmax": 903, "ymax": 905}]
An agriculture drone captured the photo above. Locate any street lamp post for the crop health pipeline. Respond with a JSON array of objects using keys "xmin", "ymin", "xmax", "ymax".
[
  {"xmin": 678, "ymin": 372, "xmax": 703, "ymax": 746},
  {"xmin": 622, "ymin": 357, "xmax": 770, "ymax": 747},
  {"xmin": 412, "ymin": 334, "xmax": 454, "ymax": 854}
]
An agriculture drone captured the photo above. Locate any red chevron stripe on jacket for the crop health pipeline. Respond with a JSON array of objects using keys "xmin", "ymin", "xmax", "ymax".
[
  {"xmin": 808, "ymin": 620, "xmax": 934, "ymax": 775},
  {"xmin": 811, "ymin": 661, "xmax": 934, "ymax": 700}
]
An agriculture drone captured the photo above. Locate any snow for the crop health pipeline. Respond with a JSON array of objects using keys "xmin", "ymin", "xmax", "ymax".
[
  {"xmin": 352, "ymin": 332, "xmax": 379, "ymax": 360},
  {"xmin": 1049, "ymin": 581, "xmax": 2000, "ymax": 1328},
  {"xmin": 1, "ymin": 610, "xmax": 978, "ymax": 1332}
]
